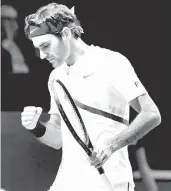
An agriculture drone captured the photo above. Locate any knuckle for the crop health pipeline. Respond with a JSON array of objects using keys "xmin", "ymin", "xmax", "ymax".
[
  {"xmin": 24, "ymin": 106, "xmax": 36, "ymax": 111},
  {"xmin": 21, "ymin": 116, "xmax": 25, "ymax": 121},
  {"xmin": 22, "ymin": 116, "xmax": 27, "ymax": 120},
  {"xmin": 22, "ymin": 121, "xmax": 31, "ymax": 126},
  {"xmin": 22, "ymin": 121, "xmax": 27, "ymax": 127}
]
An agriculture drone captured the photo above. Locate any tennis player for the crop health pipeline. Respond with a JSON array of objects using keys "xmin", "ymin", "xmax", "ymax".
[{"xmin": 21, "ymin": 3, "xmax": 161, "ymax": 191}]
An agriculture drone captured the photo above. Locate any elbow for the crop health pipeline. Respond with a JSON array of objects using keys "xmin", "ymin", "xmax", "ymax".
[
  {"xmin": 153, "ymin": 103, "xmax": 162, "ymax": 126},
  {"xmin": 53, "ymin": 144, "xmax": 62, "ymax": 150},
  {"xmin": 49, "ymin": 141, "xmax": 62, "ymax": 150},
  {"xmin": 154, "ymin": 110, "xmax": 162, "ymax": 126},
  {"xmin": 53, "ymin": 137, "xmax": 62, "ymax": 150},
  {"xmin": 142, "ymin": 104, "xmax": 162, "ymax": 128},
  {"xmin": 150, "ymin": 107, "xmax": 162, "ymax": 127}
]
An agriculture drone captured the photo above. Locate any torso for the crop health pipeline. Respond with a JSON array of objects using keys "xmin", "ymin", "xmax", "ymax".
[{"xmin": 48, "ymin": 45, "xmax": 135, "ymax": 191}]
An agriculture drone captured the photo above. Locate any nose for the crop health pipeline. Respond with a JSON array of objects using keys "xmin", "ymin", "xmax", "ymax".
[{"xmin": 39, "ymin": 50, "xmax": 47, "ymax": 59}]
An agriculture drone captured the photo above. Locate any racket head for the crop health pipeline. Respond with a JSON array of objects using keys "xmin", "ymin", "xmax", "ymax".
[
  {"xmin": 52, "ymin": 79, "xmax": 92, "ymax": 154},
  {"xmin": 52, "ymin": 79, "xmax": 105, "ymax": 175}
]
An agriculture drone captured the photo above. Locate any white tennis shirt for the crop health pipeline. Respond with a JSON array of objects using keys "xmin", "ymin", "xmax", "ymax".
[{"xmin": 47, "ymin": 45, "xmax": 147, "ymax": 191}]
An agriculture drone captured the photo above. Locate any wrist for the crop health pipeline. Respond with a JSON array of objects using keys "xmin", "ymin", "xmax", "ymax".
[
  {"xmin": 28, "ymin": 121, "xmax": 46, "ymax": 138},
  {"xmin": 109, "ymin": 136, "xmax": 121, "ymax": 153}
]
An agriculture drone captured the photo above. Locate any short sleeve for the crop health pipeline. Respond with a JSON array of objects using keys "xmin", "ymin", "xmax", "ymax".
[
  {"xmin": 48, "ymin": 82, "xmax": 59, "ymax": 115},
  {"xmin": 104, "ymin": 52, "xmax": 147, "ymax": 103}
]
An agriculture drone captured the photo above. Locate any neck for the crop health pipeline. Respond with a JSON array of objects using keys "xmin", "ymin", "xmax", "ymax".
[{"xmin": 66, "ymin": 38, "xmax": 89, "ymax": 66}]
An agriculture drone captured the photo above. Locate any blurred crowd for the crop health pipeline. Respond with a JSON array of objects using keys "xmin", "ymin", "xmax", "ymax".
[
  {"xmin": 1, "ymin": 5, "xmax": 52, "ymax": 111},
  {"xmin": 1, "ymin": 5, "xmax": 29, "ymax": 74}
]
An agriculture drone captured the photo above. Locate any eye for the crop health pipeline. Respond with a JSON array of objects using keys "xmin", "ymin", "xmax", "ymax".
[{"xmin": 41, "ymin": 43, "xmax": 50, "ymax": 50}]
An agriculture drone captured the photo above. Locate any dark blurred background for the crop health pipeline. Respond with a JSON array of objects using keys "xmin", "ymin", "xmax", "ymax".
[{"xmin": 1, "ymin": 0, "xmax": 170, "ymax": 191}]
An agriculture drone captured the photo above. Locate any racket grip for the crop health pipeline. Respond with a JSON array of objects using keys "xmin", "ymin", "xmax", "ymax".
[{"xmin": 97, "ymin": 167, "xmax": 104, "ymax": 174}]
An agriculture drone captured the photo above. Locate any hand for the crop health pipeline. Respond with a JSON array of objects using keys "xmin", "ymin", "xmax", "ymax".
[
  {"xmin": 89, "ymin": 131, "xmax": 114, "ymax": 168},
  {"xmin": 21, "ymin": 106, "xmax": 42, "ymax": 130},
  {"xmin": 89, "ymin": 148, "xmax": 113, "ymax": 169}
]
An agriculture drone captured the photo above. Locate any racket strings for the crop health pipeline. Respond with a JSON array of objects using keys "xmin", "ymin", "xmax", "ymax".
[
  {"xmin": 64, "ymin": 90, "xmax": 89, "ymax": 145},
  {"xmin": 55, "ymin": 81, "xmax": 93, "ymax": 150},
  {"xmin": 55, "ymin": 82, "xmax": 87, "ymax": 144}
]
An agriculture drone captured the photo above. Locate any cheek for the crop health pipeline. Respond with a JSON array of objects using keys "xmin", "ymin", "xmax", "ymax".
[
  {"xmin": 58, "ymin": 42, "xmax": 70, "ymax": 58},
  {"xmin": 51, "ymin": 40, "xmax": 70, "ymax": 60}
]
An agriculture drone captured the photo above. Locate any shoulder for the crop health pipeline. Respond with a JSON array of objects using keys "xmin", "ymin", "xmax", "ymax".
[
  {"xmin": 47, "ymin": 67, "xmax": 62, "ymax": 90},
  {"xmin": 48, "ymin": 68, "xmax": 58, "ymax": 82},
  {"xmin": 102, "ymin": 49, "xmax": 132, "ymax": 70},
  {"xmin": 48, "ymin": 64, "xmax": 67, "ymax": 82},
  {"xmin": 91, "ymin": 46, "xmax": 132, "ymax": 74}
]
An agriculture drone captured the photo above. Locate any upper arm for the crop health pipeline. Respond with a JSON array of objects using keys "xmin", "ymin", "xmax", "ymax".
[
  {"xmin": 129, "ymin": 93, "xmax": 161, "ymax": 121},
  {"xmin": 104, "ymin": 52, "xmax": 161, "ymax": 118},
  {"xmin": 129, "ymin": 94, "xmax": 146, "ymax": 113}
]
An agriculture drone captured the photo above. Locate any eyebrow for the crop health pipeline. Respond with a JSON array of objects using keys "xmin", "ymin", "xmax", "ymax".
[{"xmin": 35, "ymin": 41, "xmax": 50, "ymax": 48}]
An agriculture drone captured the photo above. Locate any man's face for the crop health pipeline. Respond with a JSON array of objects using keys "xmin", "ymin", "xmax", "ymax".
[{"xmin": 32, "ymin": 33, "xmax": 71, "ymax": 68}]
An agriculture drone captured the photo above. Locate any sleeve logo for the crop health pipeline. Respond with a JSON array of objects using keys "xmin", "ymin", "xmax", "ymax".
[{"xmin": 134, "ymin": 81, "xmax": 139, "ymax": 87}]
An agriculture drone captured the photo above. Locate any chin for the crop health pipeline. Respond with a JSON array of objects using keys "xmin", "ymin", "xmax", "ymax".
[
  {"xmin": 52, "ymin": 62, "xmax": 58, "ymax": 68},
  {"xmin": 52, "ymin": 61, "xmax": 64, "ymax": 68}
]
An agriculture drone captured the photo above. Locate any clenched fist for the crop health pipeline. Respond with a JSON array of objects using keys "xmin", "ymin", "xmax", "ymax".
[{"xmin": 21, "ymin": 106, "xmax": 43, "ymax": 130}]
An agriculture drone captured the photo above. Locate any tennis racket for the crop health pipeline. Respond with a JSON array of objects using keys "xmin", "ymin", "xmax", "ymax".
[{"xmin": 52, "ymin": 79, "xmax": 114, "ymax": 191}]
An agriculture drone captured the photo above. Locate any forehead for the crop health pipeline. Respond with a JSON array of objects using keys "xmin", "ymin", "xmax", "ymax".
[{"xmin": 32, "ymin": 34, "xmax": 55, "ymax": 47}]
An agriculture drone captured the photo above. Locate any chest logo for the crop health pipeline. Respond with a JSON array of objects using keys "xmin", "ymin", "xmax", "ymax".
[{"xmin": 83, "ymin": 73, "xmax": 94, "ymax": 79}]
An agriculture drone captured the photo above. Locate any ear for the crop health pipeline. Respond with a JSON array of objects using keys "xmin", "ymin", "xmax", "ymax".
[{"xmin": 61, "ymin": 27, "xmax": 72, "ymax": 40}]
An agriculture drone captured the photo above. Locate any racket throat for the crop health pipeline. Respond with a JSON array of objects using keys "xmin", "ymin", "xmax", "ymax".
[{"xmin": 87, "ymin": 140, "xmax": 93, "ymax": 151}]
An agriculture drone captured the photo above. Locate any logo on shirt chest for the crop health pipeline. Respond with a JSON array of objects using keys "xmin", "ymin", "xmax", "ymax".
[{"xmin": 83, "ymin": 73, "xmax": 94, "ymax": 79}]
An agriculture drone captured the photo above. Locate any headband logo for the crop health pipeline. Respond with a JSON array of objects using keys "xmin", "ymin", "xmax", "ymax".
[{"xmin": 30, "ymin": 28, "xmax": 38, "ymax": 34}]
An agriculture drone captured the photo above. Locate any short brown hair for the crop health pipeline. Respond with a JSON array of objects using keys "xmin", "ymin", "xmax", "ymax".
[{"xmin": 24, "ymin": 3, "xmax": 83, "ymax": 39}]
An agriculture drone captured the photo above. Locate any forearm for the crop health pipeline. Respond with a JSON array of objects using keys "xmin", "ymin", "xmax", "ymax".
[
  {"xmin": 32, "ymin": 119, "xmax": 62, "ymax": 150},
  {"xmin": 110, "ymin": 111, "xmax": 161, "ymax": 153}
]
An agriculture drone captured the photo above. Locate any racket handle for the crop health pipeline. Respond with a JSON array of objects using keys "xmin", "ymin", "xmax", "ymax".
[{"xmin": 97, "ymin": 167, "xmax": 104, "ymax": 174}]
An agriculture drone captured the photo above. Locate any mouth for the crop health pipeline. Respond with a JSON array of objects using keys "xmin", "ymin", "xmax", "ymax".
[{"xmin": 47, "ymin": 58, "xmax": 54, "ymax": 62}]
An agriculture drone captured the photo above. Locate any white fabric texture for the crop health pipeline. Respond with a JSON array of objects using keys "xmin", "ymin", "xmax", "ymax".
[{"xmin": 47, "ymin": 45, "xmax": 147, "ymax": 191}]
